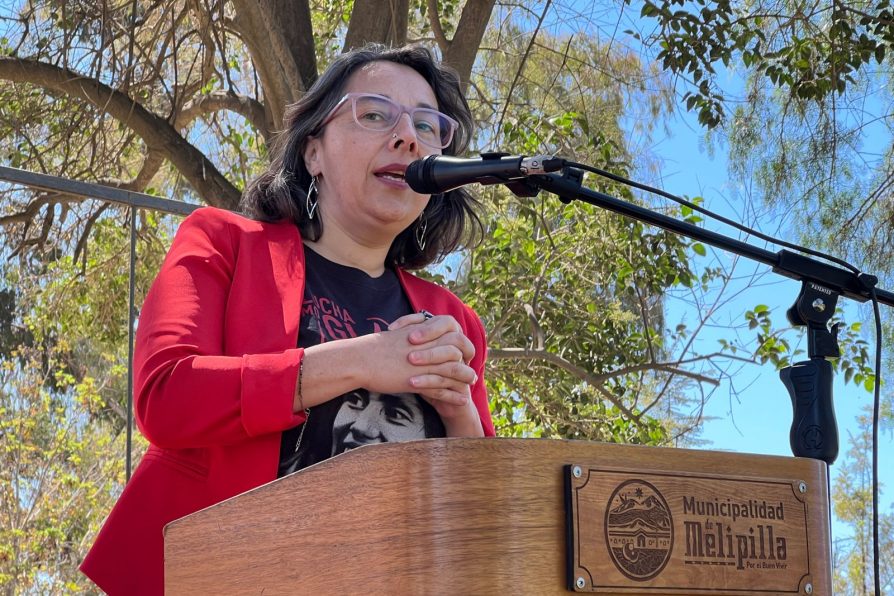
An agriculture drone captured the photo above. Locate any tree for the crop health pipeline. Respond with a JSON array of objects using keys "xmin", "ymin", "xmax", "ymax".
[
  {"xmin": 832, "ymin": 403, "xmax": 893, "ymax": 594},
  {"xmin": 0, "ymin": 216, "xmax": 167, "ymax": 592},
  {"xmin": 456, "ymin": 24, "xmax": 717, "ymax": 442},
  {"xmin": 0, "ymin": 0, "xmax": 734, "ymax": 439},
  {"xmin": 0, "ymin": 0, "xmax": 817, "ymax": 589},
  {"xmin": 628, "ymin": 0, "xmax": 894, "ymax": 276},
  {"xmin": 0, "ymin": 0, "xmax": 493, "ymax": 220}
]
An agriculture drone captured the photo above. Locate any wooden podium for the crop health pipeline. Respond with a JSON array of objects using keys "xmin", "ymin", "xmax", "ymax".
[{"xmin": 164, "ymin": 438, "xmax": 831, "ymax": 594}]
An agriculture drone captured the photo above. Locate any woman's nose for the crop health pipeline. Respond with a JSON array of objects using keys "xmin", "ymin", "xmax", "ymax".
[{"xmin": 390, "ymin": 113, "xmax": 419, "ymax": 153}]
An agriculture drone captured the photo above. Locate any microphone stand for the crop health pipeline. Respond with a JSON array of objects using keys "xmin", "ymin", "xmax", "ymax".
[{"xmin": 511, "ymin": 167, "xmax": 894, "ymax": 465}]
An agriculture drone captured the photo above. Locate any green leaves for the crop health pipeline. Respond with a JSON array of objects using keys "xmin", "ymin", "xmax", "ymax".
[
  {"xmin": 831, "ymin": 400, "xmax": 894, "ymax": 588},
  {"xmin": 742, "ymin": 303, "xmax": 794, "ymax": 368},
  {"xmin": 0, "ymin": 214, "xmax": 168, "ymax": 590},
  {"xmin": 458, "ymin": 182, "xmax": 697, "ymax": 444},
  {"xmin": 463, "ymin": 36, "xmax": 698, "ymax": 445},
  {"xmin": 834, "ymin": 317, "xmax": 875, "ymax": 392},
  {"xmin": 636, "ymin": 0, "xmax": 894, "ymax": 127},
  {"xmin": 729, "ymin": 302, "xmax": 878, "ymax": 390},
  {"xmin": 0, "ymin": 341, "xmax": 132, "ymax": 592}
]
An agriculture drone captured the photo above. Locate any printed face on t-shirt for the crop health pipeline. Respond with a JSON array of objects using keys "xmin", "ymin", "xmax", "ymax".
[{"xmin": 331, "ymin": 389, "xmax": 426, "ymax": 455}]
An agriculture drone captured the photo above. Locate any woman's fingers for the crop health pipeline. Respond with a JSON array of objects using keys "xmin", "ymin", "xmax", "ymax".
[
  {"xmin": 372, "ymin": 315, "xmax": 478, "ymax": 399},
  {"xmin": 437, "ymin": 360, "xmax": 477, "ymax": 384},
  {"xmin": 407, "ymin": 315, "xmax": 459, "ymax": 343},
  {"xmin": 409, "ymin": 330, "xmax": 475, "ymax": 363},
  {"xmin": 409, "ymin": 376, "xmax": 472, "ymax": 406},
  {"xmin": 410, "ymin": 360, "xmax": 477, "ymax": 388},
  {"xmin": 407, "ymin": 344, "xmax": 465, "ymax": 366},
  {"xmin": 389, "ymin": 313, "xmax": 476, "ymax": 364},
  {"xmin": 387, "ymin": 312, "xmax": 430, "ymax": 331}
]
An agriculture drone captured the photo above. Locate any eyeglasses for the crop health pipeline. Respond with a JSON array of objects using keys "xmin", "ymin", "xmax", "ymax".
[{"xmin": 320, "ymin": 93, "xmax": 458, "ymax": 149}]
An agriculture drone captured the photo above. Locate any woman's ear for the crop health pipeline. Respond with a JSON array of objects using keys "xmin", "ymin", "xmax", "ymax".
[{"xmin": 303, "ymin": 136, "xmax": 321, "ymax": 176}]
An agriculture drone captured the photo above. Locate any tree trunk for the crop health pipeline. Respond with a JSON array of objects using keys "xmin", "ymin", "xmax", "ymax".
[
  {"xmin": 343, "ymin": 0, "xmax": 410, "ymax": 51},
  {"xmin": 442, "ymin": 0, "xmax": 496, "ymax": 86},
  {"xmin": 230, "ymin": 0, "xmax": 318, "ymax": 128}
]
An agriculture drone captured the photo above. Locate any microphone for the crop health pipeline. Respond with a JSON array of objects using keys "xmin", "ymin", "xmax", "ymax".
[{"xmin": 405, "ymin": 152, "xmax": 566, "ymax": 194}]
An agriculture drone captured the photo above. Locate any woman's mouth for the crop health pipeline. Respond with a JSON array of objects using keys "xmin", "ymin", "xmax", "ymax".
[{"xmin": 376, "ymin": 172, "xmax": 405, "ymax": 182}]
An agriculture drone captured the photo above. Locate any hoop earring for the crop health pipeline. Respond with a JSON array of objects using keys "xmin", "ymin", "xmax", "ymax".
[
  {"xmin": 305, "ymin": 176, "xmax": 319, "ymax": 220},
  {"xmin": 415, "ymin": 210, "xmax": 428, "ymax": 251}
]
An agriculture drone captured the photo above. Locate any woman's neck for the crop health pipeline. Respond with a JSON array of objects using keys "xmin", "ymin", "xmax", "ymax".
[{"xmin": 304, "ymin": 221, "xmax": 392, "ymax": 277}]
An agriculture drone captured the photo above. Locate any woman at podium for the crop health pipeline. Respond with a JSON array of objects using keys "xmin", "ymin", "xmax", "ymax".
[{"xmin": 80, "ymin": 44, "xmax": 495, "ymax": 595}]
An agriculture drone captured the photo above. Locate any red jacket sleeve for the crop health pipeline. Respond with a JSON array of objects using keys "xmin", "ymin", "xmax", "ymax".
[
  {"xmin": 134, "ymin": 209, "xmax": 304, "ymax": 449},
  {"xmin": 466, "ymin": 305, "xmax": 495, "ymax": 437}
]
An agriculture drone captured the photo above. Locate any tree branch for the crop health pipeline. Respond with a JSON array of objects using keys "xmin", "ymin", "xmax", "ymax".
[
  {"xmin": 178, "ymin": 90, "xmax": 272, "ymax": 141},
  {"xmin": 595, "ymin": 361, "xmax": 720, "ymax": 386},
  {"xmin": 230, "ymin": 0, "xmax": 316, "ymax": 128},
  {"xmin": 0, "ymin": 57, "xmax": 240, "ymax": 209},
  {"xmin": 490, "ymin": 347, "xmax": 722, "ymax": 386},
  {"xmin": 2, "ymin": 150, "xmax": 163, "ymax": 257},
  {"xmin": 171, "ymin": 2, "xmax": 218, "ymax": 114},
  {"xmin": 73, "ymin": 203, "xmax": 111, "ymax": 269},
  {"xmin": 496, "ymin": 0, "xmax": 551, "ymax": 137},
  {"xmin": 522, "ymin": 303, "xmax": 544, "ymax": 350},
  {"xmin": 344, "ymin": 0, "xmax": 410, "ymax": 51},
  {"xmin": 0, "ymin": 194, "xmax": 82, "ymax": 227},
  {"xmin": 488, "ymin": 347, "xmax": 644, "ymax": 424},
  {"xmin": 95, "ymin": 151, "xmax": 165, "ymax": 194},
  {"xmin": 441, "ymin": 0, "xmax": 497, "ymax": 85},
  {"xmin": 426, "ymin": 0, "xmax": 449, "ymax": 51}
]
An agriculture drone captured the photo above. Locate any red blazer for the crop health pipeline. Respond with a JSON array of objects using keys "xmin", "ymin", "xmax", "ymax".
[{"xmin": 80, "ymin": 207, "xmax": 494, "ymax": 594}]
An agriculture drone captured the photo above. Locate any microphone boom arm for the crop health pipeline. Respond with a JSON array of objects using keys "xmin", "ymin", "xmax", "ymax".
[
  {"xmin": 520, "ymin": 166, "xmax": 894, "ymax": 465},
  {"xmin": 525, "ymin": 168, "xmax": 894, "ymax": 307}
]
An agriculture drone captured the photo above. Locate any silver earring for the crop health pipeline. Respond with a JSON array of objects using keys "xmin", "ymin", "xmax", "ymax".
[
  {"xmin": 415, "ymin": 211, "xmax": 427, "ymax": 251},
  {"xmin": 306, "ymin": 176, "xmax": 319, "ymax": 220}
]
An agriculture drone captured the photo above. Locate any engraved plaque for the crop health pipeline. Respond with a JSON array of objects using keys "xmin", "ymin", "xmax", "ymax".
[{"xmin": 566, "ymin": 466, "xmax": 813, "ymax": 594}]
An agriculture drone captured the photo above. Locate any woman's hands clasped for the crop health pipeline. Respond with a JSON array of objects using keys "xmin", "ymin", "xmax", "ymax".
[
  {"xmin": 298, "ymin": 312, "xmax": 484, "ymax": 437},
  {"xmin": 388, "ymin": 312, "xmax": 475, "ymax": 398},
  {"xmin": 385, "ymin": 312, "xmax": 483, "ymax": 436}
]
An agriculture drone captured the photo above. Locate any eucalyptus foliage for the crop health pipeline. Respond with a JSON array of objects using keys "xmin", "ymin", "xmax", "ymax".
[{"xmin": 2, "ymin": 0, "xmax": 872, "ymax": 589}]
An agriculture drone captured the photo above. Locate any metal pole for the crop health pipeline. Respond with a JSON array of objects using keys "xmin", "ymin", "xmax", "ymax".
[{"xmin": 126, "ymin": 206, "xmax": 137, "ymax": 482}]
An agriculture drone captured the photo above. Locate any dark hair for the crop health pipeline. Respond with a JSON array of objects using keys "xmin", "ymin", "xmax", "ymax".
[{"xmin": 240, "ymin": 44, "xmax": 482, "ymax": 269}]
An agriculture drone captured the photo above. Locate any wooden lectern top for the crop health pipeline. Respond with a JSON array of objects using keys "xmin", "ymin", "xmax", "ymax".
[{"xmin": 164, "ymin": 438, "xmax": 831, "ymax": 595}]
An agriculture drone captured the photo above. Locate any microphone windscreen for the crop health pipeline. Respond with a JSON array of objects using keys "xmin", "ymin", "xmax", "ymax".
[{"xmin": 405, "ymin": 156, "xmax": 438, "ymax": 194}]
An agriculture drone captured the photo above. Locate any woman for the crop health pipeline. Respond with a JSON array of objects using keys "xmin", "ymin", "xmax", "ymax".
[{"xmin": 80, "ymin": 44, "xmax": 494, "ymax": 594}]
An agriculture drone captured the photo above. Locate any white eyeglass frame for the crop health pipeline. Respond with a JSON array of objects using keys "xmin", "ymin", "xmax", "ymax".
[{"xmin": 319, "ymin": 92, "xmax": 459, "ymax": 149}]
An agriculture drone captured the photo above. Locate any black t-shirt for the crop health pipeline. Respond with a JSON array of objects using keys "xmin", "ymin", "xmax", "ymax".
[{"xmin": 278, "ymin": 246, "xmax": 446, "ymax": 477}]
